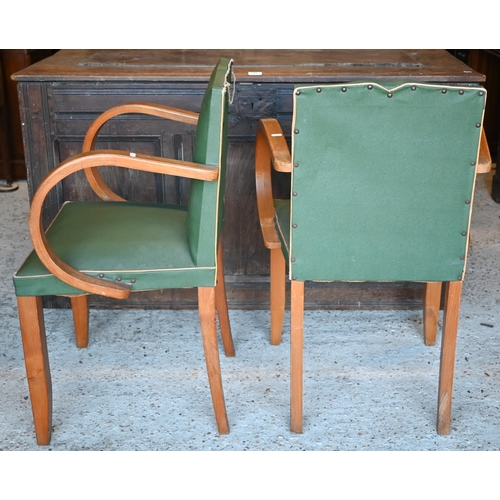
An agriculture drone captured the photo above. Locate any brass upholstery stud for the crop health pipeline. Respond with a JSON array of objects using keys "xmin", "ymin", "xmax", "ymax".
[
  {"xmin": 292, "ymin": 223, "xmax": 298, "ymax": 228},
  {"xmin": 296, "ymin": 90, "xmax": 301, "ymax": 95},
  {"xmin": 294, "ymin": 162, "xmax": 299, "ymax": 168},
  {"xmin": 442, "ymin": 89, "xmax": 447, "ymax": 94},
  {"xmin": 294, "ymin": 129, "xmax": 300, "ymax": 134},
  {"xmin": 116, "ymin": 277, "xmax": 122, "ymax": 282},
  {"xmin": 367, "ymin": 85, "xmax": 373, "ymax": 90},
  {"xmin": 342, "ymin": 87, "xmax": 347, "ymax": 92},
  {"xmin": 411, "ymin": 86, "xmax": 417, "ymax": 91},
  {"xmin": 471, "ymin": 161, "xmax": 476, "ymax": 166},
  {"xmin": 292, "ymin": 192, "xmax": 298, "ymax": 196},
  {"xmin": 479, "ymin": 91, "xmax": 484, "ymax": 96},
  {"xmin": 461, "ymin": 231, "xmax": 467, "ymax": 236},
  {"xmin": 316, "ymin": 88, "xmax": 322, "ymax": 93},
  {"xmin": 98, "ymin": 273, "xmax": 104, "ymax": 278},
  {"xmin": 476, "ymin": 123, "xmax": 481, "ymax": 128},
  {"xmin": 459, "ymin": 90, "xmax": 465, "ymax": 95},
  {"xmin": 387, "ymin": 93, "xmax": 393, "ymax": 98}
]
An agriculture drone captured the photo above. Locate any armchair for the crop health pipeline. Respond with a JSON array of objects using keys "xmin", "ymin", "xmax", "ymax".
[
  {"xmin": 256, "ymin": 81, "xmax": 489, "ymax": 434},
  {"xmin": 13, "ymin": 58, "xmax": 235, "ymax": 445}
]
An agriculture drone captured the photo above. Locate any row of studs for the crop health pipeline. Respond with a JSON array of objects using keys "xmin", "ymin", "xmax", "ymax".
[{"xmin": 296, "ymin": 86, "xmax": 485, "ymax": 97}]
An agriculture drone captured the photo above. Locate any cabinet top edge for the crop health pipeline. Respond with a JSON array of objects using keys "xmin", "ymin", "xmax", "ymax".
[{"xmin": 11, "ymin": 49, "xmax": 486, "ymax": 83}]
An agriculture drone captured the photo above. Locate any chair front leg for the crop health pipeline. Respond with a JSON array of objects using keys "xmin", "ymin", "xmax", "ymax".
[
  {"xmin": 423, "ymin": 282, "xmax": 442, "ymax": 346},
  {"xmin": 290, "ymin": 280, "xmax": 305, "ymax": 433},
  {"xmin": 215, "ymin": 242, "xmax": 235, "ymax": 357},
  {"xmin": 199, "ymin": 287, "xmax": 230, "ymax": 434},
  {"xmin": 437, "ymin": 280, "xmax": 462, "ymax": 435},
  {"xmin": 71, "ymin": 295, "xmax": 89, "ymax": 348},
  {"xmin": 270, "ymin": 248, "xmax": 286, "ymax": 345},
  {"xmin": 17, "ymin": 296, "xmax": 52, "ymax": 445}
]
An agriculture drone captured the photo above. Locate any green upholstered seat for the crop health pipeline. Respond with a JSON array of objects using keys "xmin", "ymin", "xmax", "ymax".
[
  {"xmin": 273, "ymin": 199, "xmax": 290, "ymax": 262},
  {"xmin": 289, "ymin": 82, "xmax": 486, "ymax": 283},
  {"xmin": 14, "ymin": 201, "xmax": 216, "ymax": 296}
]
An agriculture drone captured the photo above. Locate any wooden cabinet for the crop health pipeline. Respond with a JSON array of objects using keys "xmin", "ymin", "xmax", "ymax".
[{"xmin": 12, "ymin": 49, "xmax": 485, "ymax": 310}]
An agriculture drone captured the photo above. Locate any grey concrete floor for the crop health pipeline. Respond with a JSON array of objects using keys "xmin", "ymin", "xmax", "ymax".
[{"xmin": 1, "ymin": 173, "xmax": 500, "ymax": 452}]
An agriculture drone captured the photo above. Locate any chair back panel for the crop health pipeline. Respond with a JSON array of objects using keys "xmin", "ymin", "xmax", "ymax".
[
  {"xmin": 188, "ymin": 58, "xmax": 232, "ymax": 267},
  {"xmin": 290, "ymin": 82, "xmax": 486, "ymax": 282}
]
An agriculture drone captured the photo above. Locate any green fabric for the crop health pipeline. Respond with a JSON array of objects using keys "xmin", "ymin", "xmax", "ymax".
[
  {"xmin": 289, "ymin": 82, "xmax": 486, "ymax": 282},
  {"xmin": 14, "ymin": 201, "xmax": 216, "ymax": 296},
  {"xmin": 188, "ymin": 58, "xmax": 232, "ymax": 266},
  {"xmin": 274, "ymin": 199, "xmax": 290, "ymax": 262},
  {"xmin": 13, "ymin": 58, "xmax": 234, "ymax": 298}
]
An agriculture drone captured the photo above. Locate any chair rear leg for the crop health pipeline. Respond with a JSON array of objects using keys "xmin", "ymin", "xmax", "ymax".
[
  {"xmin": 290, "ymin": 280, "xmax": 305, "ymax": 433},
  {"xmin": 17, "ymin": 296, "xmax": 52, "ymax": 445},
  {"xmin": 71, "ymin": 295, "xmax": 89, "ymax": 348},
  {"xmin": 199, "ymin": 286, "xmax": 230, "ymax": 434},
  {"xmin": 270, "ymin": 248, "xmax": 286, "ymax": 345},
  {"xmin": 437, "ymin": 280, "xmax": 462, "ymax": 435},
  {"xmin": 215, "ymin": 242, "xmax": 235, "ymax": 357},
  {"xmin": 423, "ymin": 282, "xmax": 442, "ymax": 346}
]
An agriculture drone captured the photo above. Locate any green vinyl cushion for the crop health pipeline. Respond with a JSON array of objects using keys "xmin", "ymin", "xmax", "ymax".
[
  {"xmin": 289, "ymin": 82, "xmax": 486, "ymax": 282},
  {"xmin": 13, "ymin": 201, "xmax": 216, "ymax": 297}
]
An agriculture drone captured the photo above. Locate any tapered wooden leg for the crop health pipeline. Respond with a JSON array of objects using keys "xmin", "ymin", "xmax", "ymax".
[
  {"xmin": 17, "ymin": 296, "xmax": 52, "ymax": 445},
  {"xmin": 290, "ymin": 280, "xmax": 304, "ymax": 433},
  {"xmin": 437, "ymin": 280, "xmax": 462, "ymax": 435},
  {"xmin": 215, "ymin": 243, "xmax": 235, "ymax": 357},
  {"xmin": 198, "ymin": 287, "xmax": 229, "ymax": 434},
  {"xmin": 270, "ymin": 248, "xmax": 286, "ymax": 345},
  {"xmin": 423, "ymin": 282, "xmax": 442, "ymax": 346},
  {"xmin": 71, "ymin": 295, "xmax": 89, "ymax": 348}
]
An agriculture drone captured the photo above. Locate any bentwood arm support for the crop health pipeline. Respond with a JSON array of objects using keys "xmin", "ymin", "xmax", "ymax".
[
  {"xmin": 82, "ymin": 103, "xmax": 200, "ymax": 201},
  {"xmin": 255, "ymin": 119, "xmax": 292, "ymax": 249},
  {"xmin": 477, "ymin": 128, "xmax": 492, "ymax": 174},
  {"xmin": 30, "ymin": 150, "xmax": 218, "ymax": 299}
]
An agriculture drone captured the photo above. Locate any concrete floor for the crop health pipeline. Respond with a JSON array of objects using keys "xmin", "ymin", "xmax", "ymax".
[{"xmin": 1, "ymin": 172, "xmax": 500, "ymax": 452}]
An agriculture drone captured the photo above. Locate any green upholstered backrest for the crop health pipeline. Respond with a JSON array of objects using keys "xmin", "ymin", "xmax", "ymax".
[
  {"xmin": 290, "ymin": 82, "xmax": 486, "ymax": 282},
  {"xmin": 187, "ymin": 58, "xmax": 233, "ymax": 267}
]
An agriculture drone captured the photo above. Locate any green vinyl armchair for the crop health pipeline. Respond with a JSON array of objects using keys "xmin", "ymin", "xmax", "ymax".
[
  {"xmin": 13, "ymin": 58, "xmax": 235, "ymax": 445},
  {"xmin": 256, "ymin": 81, "xmax": 488, "ymax": 435}
]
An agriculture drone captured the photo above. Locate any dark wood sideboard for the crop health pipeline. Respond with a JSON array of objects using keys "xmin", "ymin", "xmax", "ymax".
[{"xmin": 12, "ymin": 49, "xmax": 485, "ymax": 310}]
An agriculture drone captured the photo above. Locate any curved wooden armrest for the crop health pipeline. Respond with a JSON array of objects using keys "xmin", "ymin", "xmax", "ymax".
[
  {"xmin": 258, "ymin": 118, "xmax": 292, "ymax": 173},
  {"xmin": 255, "ymin": 119, "xmax": 292, "ymax": 249},
  {"xmin": 30, "ymin": 150, "xmax": 219, "ymax": 299},
  {"xmin": 82, "ymin": 102, "xmax": 200, "ymax": 201},
  {"xmin": 477, "ymin": 128, "xmax": 492, "ymax": 174}
]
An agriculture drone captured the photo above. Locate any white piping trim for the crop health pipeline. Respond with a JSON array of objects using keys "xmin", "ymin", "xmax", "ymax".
[{"xmin": 16, "ymin": 266, "xmax": 216, "ymax": 279}]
